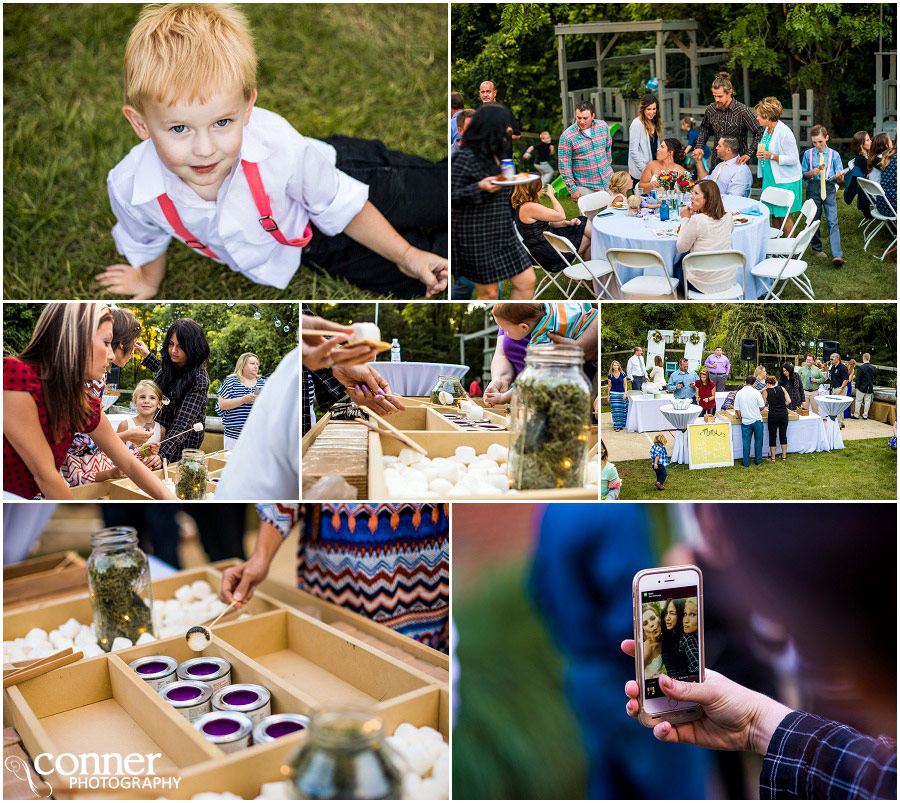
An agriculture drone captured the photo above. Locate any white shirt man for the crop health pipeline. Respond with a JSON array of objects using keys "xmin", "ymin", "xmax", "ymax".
[
  {"xmin": 734, "ymin": 378, "xmax": 766, "ymax": 466},
  {"xmin": 701, "ymin": 137, "xmax": 753, "ymax": 198},
  {"xmin": 626, "ymin": 348, "xmax": 648, "ymax": 391}
]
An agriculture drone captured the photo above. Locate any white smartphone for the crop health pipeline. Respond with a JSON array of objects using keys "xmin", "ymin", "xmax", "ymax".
[{"xmin": 632, "ymin": 564, "xmax": 704, "ymax": 726}]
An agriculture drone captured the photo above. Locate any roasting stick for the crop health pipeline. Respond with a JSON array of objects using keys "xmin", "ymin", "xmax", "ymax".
[
  {"xmin": 4, "ymin": 649, "xmax": 82, "ymax": 688},
  {"xmin": 363, "ymin": 408, "xmax": 428, "ymax": 456}
]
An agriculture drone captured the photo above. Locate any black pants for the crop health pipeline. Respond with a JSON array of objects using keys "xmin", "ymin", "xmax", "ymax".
[
  {"xmin": 767, "ymin": 413, "xmax": 788, "ymax": 449},
  {"xmin": 188, "ymin": 504, "xmax": 247, "ymax": 563},
  {"xmin": 302, "ymin": 135, "xmax": 447, "ymax": 297},
  {"xmin": 102, "ymin": 505, "xmax": 181, "ymax": 569}
]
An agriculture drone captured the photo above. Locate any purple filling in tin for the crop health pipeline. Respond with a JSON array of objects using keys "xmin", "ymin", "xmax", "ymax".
[
  {"xmin": 203, "ymin": 718, "xmax": 241, "ymax": 736},
  {"xmin": 187, "ymin": 661, "xmax": 220, "ymax": 676},
  {"xmin": 222, "ymin": 690, "xmax": 258, "ymax": 706},
  {"xmin": 266, "ymin": 720, "xmax": 304, "ymax": 738},
  {"xmin": 166, "ymin": 686, "xmax": 202, "ymax": 702},
  {"xmin": 136, "ymin": 660, "xmax": 170, "ymax": 675}
]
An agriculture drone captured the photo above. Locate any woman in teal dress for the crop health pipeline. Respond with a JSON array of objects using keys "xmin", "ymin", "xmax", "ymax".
[{"xmin": 755, "ymin": 97, "xmax": 803, "ymax": 237}]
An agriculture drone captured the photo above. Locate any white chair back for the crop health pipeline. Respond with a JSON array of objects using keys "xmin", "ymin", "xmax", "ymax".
[
  {"xmin": 760, "ymin": 186, "xmax": 795, "ymax": 209},
  {"xmin": 605, "ymin": 248, "xmax": 677, "ymax": 298},
  {"xmin": 858, "ymin": 178, "xmax": 897, "ymax": 217},
  {"xmin": 681, "ymin": 250, "xmax": 746, "ymax": 298},
  {"xmin": 542, "ymin": 230, "xmax": 579, "ymax": 259},
  {"xmin": 796, "ymin": 198, "xmax": 818, "ymax": 229},
  {"xmin": 786, "ymin": 219, "xmax": 820, "ymax": 260},
  {"xmin": 577, "ymin": 190, "xmax": 611, "ymax": 215}
]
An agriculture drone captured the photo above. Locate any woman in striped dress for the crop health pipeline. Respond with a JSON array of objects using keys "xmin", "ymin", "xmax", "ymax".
[
  {"xmin": 222, "ymin": 503, "xmax": 450, "ymax": 652},
  {"xmin": 216, "ymin": 353, "xmax": 266, "ymax": 450},
  {"xmin": 607, "ymin": 360, "xmax": 628, "ymax": 431}
]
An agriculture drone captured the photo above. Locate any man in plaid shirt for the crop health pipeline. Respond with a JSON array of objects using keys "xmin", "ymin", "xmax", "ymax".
[
  {"xmin": 623, "ymin": 644, "xmax": 897, "ymax": 799},
  {"xmin": 558, "ymin": 100, "xmax": 613, "ymax": 201}
]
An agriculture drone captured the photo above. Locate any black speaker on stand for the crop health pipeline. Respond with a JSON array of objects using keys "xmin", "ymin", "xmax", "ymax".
[
  {"xmin": 740, "ymin": 338, "xmax": 758, "ymax": 378},
  {"xmin": 822, "ymin": 340, "xmax": 839, "ymax": 362}
]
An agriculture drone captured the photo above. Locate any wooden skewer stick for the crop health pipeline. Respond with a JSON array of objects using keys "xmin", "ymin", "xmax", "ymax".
[
  {"xmin": 207, "ymin": 600, "xmax": 237, "ymax": 629},
  {"xmin": 352, "ymin": 417, "xmax": 424, "ymax": 452},
  {"xmin": 301, "ymin": 328, "xmax": 348, "ymax": 337},
  {"xmin": 4, "ymin": 649, "xmax": 82, "ymax": 688},
  {"xmin": 362, "ymin": 408, "xmax": 428, "ymax": 456},
  {"xmin": 157, "ymin": 424, "xmax": 204, "ymax": 446},
  {"xmin": 163, "ymin": 459, "xmax": 169, "ymax": 481}
]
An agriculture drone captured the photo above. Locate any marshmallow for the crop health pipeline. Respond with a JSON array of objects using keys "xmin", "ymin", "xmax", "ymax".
[
  {"xmin": 402, "ymin": 741, "xmax": 434, "ymax": 777},
  {"xmin": 382, "ymin": 455, "xmax": 400, "ymax": 465},
  {"xmin": 191, "ymin": 580, "xmax": 212, "ymax": 599},
  {"xmin": 111, "ymin": 637, "xmax": 133, "ymax": 651},
  {"xmin": 484, "ymin": 474, "xmax": 510, "ymax": 493},
  {"xmin": 81, "ymin": 644, "xmax": 105, "ymax": 658},
  {"xmin": 454, "ymin": 446, "xmax": 477, "ymax": 464},
  {"xmin": 174, "ymin": 584, "xmax": 195, "ymax": 604},
  {"xmin": 465, "ymin": 405, "xmax": 485, "ymax": 422},
  {"xmin": 486, "ymin": 443, "xmax": 508, "ymax": 463},
  {"xmin": 428, "ymin": 477, "xmax": 453, "ymax": 495},
  {"xmin": 349, "ymin": 322, "xmax": 381, "ymax": 343},
  {"xmin": 398, "ymin": 448, "xmax": 425, "ymax": 466},
  {"xmin": 393, "ymin": 723, "xmax": 419, "ymax": 745},
  {"xmin": 74, "ymin": 631, "xmax": 97, "ymax": 648},
  {"xmin": 192, "ymin": 422, "xmax": 204, "ymax": 432},
  {"xmin": 255, "ymin": 781, "xmax": 295, "ymax": 800},
  {"xmin": 136, "ymin": 632, "xmax": 157, "ymax": 645}
]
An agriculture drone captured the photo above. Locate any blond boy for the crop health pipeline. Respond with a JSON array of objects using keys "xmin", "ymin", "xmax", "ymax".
[{"xmin": 98, "ymin": 4, "xmax": 447, "ymax": 298}]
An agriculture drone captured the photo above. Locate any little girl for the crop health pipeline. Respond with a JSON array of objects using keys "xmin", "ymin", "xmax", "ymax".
[
  {"xmin": 607, "ymin": 171, "xmax": 633, "ymax": 206},
  {"xmin": 650, "ymin": 433, "xmax": 669, "ymax": 491},
  {"xmin": 601, "ymin": 441, "xmax": 621, "ymax": 500},
  {"xmin": 681, "ymin": 117, "xmax": 709, "ymax": 168},
  {"xmin": 117, "ymin": 379, "xmax": 166, "ymax": 469}
]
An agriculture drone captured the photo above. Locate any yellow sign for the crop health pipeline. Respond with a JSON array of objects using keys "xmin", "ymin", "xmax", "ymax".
[{"xmin": 687, "ymin": 420, "xmax": 733, "ymax": 469}]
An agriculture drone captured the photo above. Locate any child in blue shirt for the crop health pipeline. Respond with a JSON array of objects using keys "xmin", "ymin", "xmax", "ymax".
[
  {"xmin": 801, "ymin": 125, "xmax": 849, "ymax": 267},
  {"xmin": 97, "ymin": 4, "xmax": 447, "ymax": 299},
  {"xmin": 491, "ymin": 302, "xmax": 597, "ymax": 344},
  {"xmin": 650, "ymin": 433, "xmax": 669, "ymax": 490}
]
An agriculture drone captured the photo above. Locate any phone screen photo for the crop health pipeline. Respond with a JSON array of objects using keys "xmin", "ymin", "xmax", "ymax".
[{"xmin": 637, "ymin": 566, "xmax": 702, "ymax": 714}]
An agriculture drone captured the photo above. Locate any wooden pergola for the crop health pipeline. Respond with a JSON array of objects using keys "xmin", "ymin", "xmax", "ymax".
[{"xmin": 554, "ymin": 19, "xmax": 749, "ymax": 132}]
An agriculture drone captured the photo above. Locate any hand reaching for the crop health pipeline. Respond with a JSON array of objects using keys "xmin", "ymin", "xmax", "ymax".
[
  {"xmin": 332, "ymin": 365, "xmax": 406, "ymax": 416},
  {"xmin": 398, "ymin": 247, "xmax": 448, "ymax": 298}
]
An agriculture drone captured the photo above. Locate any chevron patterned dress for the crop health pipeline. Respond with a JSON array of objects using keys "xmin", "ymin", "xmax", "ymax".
[{"xmin": 257, "ymin": 503, "xmax": 449, "ymax": 652}]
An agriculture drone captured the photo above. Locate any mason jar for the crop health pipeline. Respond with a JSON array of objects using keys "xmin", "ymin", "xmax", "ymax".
[
  {"xmin": 429, "ymin": 375, "xmax": 467, "ymax": 406},
  {"xmin": 176, "ymin": 449, "xmax": 208, "ymax": 500},
  {"xmin": 507, "ymin": 342, "xmax": 592, "ymax": 490},
  {"xmin": 86, "ymin": 526, "xmax": 155, "ymax": 651},
  {"xmin": 288, "ymin": 708, "xmax": 402, "ymax": 799}
]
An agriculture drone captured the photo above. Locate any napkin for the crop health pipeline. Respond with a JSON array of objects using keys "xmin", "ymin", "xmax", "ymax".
[{"xmin": 738, "ymin": 206, "xmax": 763, "ymax": 216}]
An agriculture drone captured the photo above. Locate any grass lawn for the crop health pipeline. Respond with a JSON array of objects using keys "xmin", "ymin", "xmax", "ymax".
[
  {"xmin": 614, "ymin": 437, "xmax": 896, "ymax": 499},
  {"xmin": 3, "ymin": 4, "xmax": 446, "ymax": 300},
  {"xmin": 452, "ymin": 559, "xmax": 585, "ymax": 800},
  {"xmin": 515, "ymin": 189, "xmax": 896, "ymax": 301}
]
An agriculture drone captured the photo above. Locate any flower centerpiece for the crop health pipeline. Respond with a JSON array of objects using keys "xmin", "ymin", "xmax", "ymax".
[{"xmin": 676, "ymin": 172, "xmax": 695, "ymax": 197}]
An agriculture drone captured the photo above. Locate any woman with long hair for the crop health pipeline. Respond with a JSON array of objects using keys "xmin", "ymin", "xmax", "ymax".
[
  {"xmin": 637, "ymin": 138, "xmax": 688, "ymax": 192},
  {"xmin": 844, "ymin": 131, "xmax": 873, "ymax": 218},
  {"xmin": 695, "ymin": 367, "xmax": 716, "ymax": 417},
  {"xmin": 3, "ymin": 303, "xmax": 176, "ymax": 499},
  {"xmin": 628, "ymin": 94, "xmax": 661, "ymax": 183},
  {"xmin": 778, "ymin": 361, "xmax": 803, "ymax": 411},
  {"xmin": 641, "ymin": 603, "xmax": 665, "ymax": 678},
  {"xmin": 135, "ymin": 318, "xmax": 210, "ymax": 463},
  {"xmin": 607, "ymin": 360, "xmax": 628, "ymax": 431},
  {"xmin": 867, "ymin": 133, "xmax": 893, "ymax": 181},
  {"xmin": 763, "ymin": 375, "xmax": 792, "ymax": 461},
  {"xmin": 216, "ymin": 352, "xmax": 267, "ymax": 449},
  {"xmin": 451, "ymin": 103, "xmax": 535, "ymax": 299},
  {"xmin": 660, "ymin": 598, "xmax": 686, "ymax": 675},
  {"xmin": 649, "ymin": 354, "xmax": 665, "ymax": 385},
  {"xmin": 511, "ymin": 177, "xmax": 590, "ymax": 269},
  {"xmin": 676, "ymin": 181, "xmax": 735, "ymax": 294},
  {"xmin": 678, "ymin": 597, "xmax": 700, "ymax": 674},
  {"xmin": 753, "ymin": 365, "xmax": 768, "ymax": 392},
  {"xmin": 755, "ymin": 97, "xmax": 803, "ymax": 237}
]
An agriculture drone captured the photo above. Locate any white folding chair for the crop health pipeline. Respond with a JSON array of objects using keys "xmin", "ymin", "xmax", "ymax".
[
  {"xmin": 760, "ymin": 186, "xmax": 796, "ymax": 237},
  {"xmin": 766, "ymin": 198, "xmax": 818, "ymax": 256},
  {"xmin": 750, "ymin": 220, "xmax": 819, "ymax": 299},
  {"xmin": 681, "ymin": 250, "xmax": 747, "ymax": 299},
  {"xmin": 512, "ymin": 224, "xmax": 573, "ymax": 300},
  {"xmin": 857, "ymin": 178, "xmax": 898, "ymax": 261},
  {"xmin": 542, "ymin": 231, "xmax": 615, "ymax": 299},
  {"xmin": 605, "ymin": 248, "xmax": 679, "ymax": 299},
  {"xmin": 577, "ymin": 190, "xmax": 611, "ymax": 217}
]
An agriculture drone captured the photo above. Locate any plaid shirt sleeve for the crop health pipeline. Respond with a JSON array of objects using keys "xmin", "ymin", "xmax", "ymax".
[
  {"xmin": 155, "ymin": 368, "xmax": 209, "ymax": 462},
  {"xmin": 558, "ymin": 129, "xmax": 576, "ymax": 194},
  {"xmin": 451, "ymin": 150, "xmax": 489, "ymax": 207},
  {"xmin": 760, "ymin": 710, "xmax": 897, "ymax": 800},
  {"xmin": 696, "ymin": 108, "xmax": 714, "ymax": 150}
]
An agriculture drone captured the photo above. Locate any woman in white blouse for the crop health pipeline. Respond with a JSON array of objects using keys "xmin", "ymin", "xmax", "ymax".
[
  {"xmin": 755, "ymin": 96, "xmax": 803, "ymax": 236},
  {"xmin": 628, "ymin": 94, "xmax": 660, "ymax": 183},
  {"xmin": 676, "ymin": 181, "xmax": 735, "ymax": 294}
]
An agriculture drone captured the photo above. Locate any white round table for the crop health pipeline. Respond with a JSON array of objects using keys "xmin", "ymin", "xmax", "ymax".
[
  {"xmin": 366, "ymin": 362, "xmax": 468, "ymax": 396},
  {"xmin": 815, "ymin": 395, "xmax": 854, "ymax": 450},
  {"xmin": 591, "ymin": 194, "xmax": 770, "ymax": 298},
  {"xmin": 659, "ymin": 403, "xmax": 704, "ymax": 463},
  {"xmin": 626, "ymin": 392, "xmax": 728, "ymax": 432}
]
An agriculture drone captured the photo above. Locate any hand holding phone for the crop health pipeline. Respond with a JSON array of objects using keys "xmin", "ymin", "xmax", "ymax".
[{"xmin": 632, "ymin": 565, "xmax": 704, "ymax": 726}]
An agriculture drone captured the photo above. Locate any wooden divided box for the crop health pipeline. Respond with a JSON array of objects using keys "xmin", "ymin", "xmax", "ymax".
[{"xmin": 3, "ymin": 551, "xmax": 87, "ymax": 611}]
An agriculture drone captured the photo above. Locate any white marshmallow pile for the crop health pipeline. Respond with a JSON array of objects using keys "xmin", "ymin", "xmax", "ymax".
[
  {"xmin": 585, "ymin": 459, "xmax": 599, "ymax": 488},
  {"xmin": 152, "ymin": 580, "xmax": 232, "ymax": 639},
  {"xmin": 383, "ymin": 445, "xmax": 513, "ymax": 498},
  {"xmin": 387, "ymin": 723, "xmax": 450, "ymax": 800},
  {"xmin": 4, "ymin": 621, "xmax": 105, "ymax": 664}
]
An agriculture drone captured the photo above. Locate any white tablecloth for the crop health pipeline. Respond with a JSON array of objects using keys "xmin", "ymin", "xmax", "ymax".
[
  {"xmin": 366, "ymin": 362, "xmax": 468, "ymax": 396},
  {"xmin": 815, "ymin": 396, "xmax": 854, "ymax": 450},
  {"xmin": 660, "ymin": 404, "xmax": 704, "ymax": 463},
  {"xmin": 730, "ymin": 412, "xmax": 829, "ymax": 460},
  {"xmin": 626, "ymin": 392, "xmax": 728, "ymax": 432},
  {"xmin": 106, "ymin": 412, "xmax": 131, "ymax": 430},
  {"xmin": 592, "ymin": 195, "xmax": 770, "ymax": 298}
]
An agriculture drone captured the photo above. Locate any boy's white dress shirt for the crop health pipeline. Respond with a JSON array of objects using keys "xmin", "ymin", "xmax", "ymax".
[{"xmin": 108, "ymin": 108, "xmax": 369, "ymax": 288}]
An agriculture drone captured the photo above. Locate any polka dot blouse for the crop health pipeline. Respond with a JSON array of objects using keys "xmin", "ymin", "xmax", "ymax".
[{"xmin": 4, "ymin": 357, "xmax": 102, "ymax": 498}]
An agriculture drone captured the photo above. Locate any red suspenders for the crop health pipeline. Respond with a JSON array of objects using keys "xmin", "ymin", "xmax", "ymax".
[{"xmin": 155, "ymin": 160, "xmax": 313, "ymax": 260}]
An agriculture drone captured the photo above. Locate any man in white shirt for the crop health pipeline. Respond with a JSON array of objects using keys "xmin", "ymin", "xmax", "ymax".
[
  {"xmin": 734, "ymin": 375, "xmax": 766, "ymax": 466},
  {"xmin": 626, "ymin": 346, "xmax": 648, "ymax": 391},
  {"xmin": 697, "ymin": 137, "xmax": 753, "ymax": 198},
  {"xmin": 217, "ymin": 347, "xmax": 299, "ymax": 500}
]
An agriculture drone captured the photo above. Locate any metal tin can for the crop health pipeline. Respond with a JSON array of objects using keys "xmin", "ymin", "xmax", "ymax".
[
  {"xmin": 212, "ymin": 683, "xmax": 272, "ymax": 726},
  {"xmin": 252, "ymin": 713, "xmax": 311, "ymax": 745},
  {"xmin": 194, "ymin": 711, "xmax": 253, "ymax": 753},
  {"xmin": 177, "ymin": 656, "xmax": 232, "ymax": 692},
  {"xmin": 158, "ymin": 680, "xmax": 213, "ymax": 722},
  {"xmin": 500, "ymin": 159, "xmax": 515, "ymax": 180},
  {"xmin": 129, "ymin": 655, "xmax": 178, "ymax": 691}
]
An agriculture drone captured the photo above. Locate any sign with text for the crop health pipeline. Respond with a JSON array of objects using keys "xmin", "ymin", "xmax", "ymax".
[{"xmin": 687, "ymin": 420, "xmax": 733, "ymax": 469}]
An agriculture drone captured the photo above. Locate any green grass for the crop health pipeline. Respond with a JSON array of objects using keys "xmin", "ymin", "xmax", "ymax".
[
  {"xmin": 524, "ymin": 191, "xmax": 895, "ymax": 301},
  {"xmin": 614, "ymin": 437, "xmax": 896, "ymax": 499},
  {"xmin": 453, "ymin": 560, "xmax": 585, "ymax": 800},
  {"xmin": 3, "ymin": 4, "xmax": 446, "ymax": 300}
]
